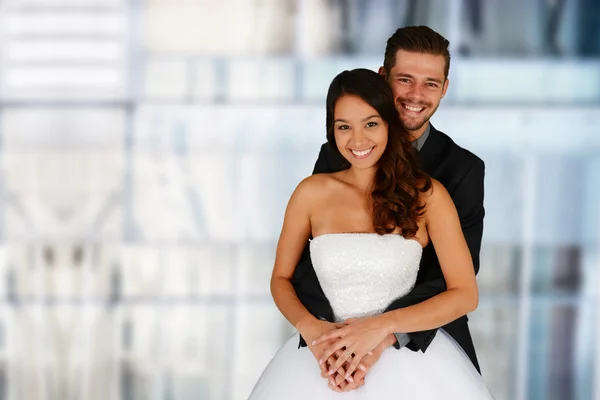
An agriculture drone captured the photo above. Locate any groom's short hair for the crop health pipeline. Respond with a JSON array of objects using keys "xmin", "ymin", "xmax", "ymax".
[{"xmin": 384, "ymin": 26, "xmax": 451, "ymax": 81}]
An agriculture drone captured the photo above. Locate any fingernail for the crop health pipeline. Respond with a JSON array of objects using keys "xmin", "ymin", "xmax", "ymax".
[
  {"xmin": 329, "ymin": 378, "xmax": 335, "ymax": 386},
  {"xmin": 328, "ymin": 370, "xmax": 335, "ymax": 375},
  {"xmin": 311, "ymin": 340, "xmax": 316, "ymax": 345},
  {"xmin": 347, "ymin": 376, "xmax": 354, "ymax": 383},
  {"xmin": 359, "ymin": 364, "xmax": 367, "ymax": 371},
  {"xmin": 367, "ymin": 351, "xmax": 373, "ymax": 356},
  {"xmin": 318, "ymin": 359, "xmax": 323, "ymax": 365}
]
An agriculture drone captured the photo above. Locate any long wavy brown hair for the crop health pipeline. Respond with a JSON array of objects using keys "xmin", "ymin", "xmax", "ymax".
[{"xmin": 325, "ymin": 68, "xmax": 432, "ymax": 238}]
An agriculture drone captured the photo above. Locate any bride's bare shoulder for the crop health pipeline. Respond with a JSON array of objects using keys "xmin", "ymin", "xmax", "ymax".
[
  {"xmin": 291, "ymin": 173, "xmax": 342, "ymax": 203},
  {"xmin": 297, "ymin": 173, "xmax": 339, "ymax": 190},
  {"xmin": 419, "ymin": 178, "xmax": 453, "ymax": 216}
]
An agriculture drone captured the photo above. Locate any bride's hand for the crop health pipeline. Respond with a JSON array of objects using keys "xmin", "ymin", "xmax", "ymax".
[
  {"xmin": 312, "ymin": 315, "xmax": 389, "ymax": 379},
  {"xmin": 296, "ymin": 318, "xmax": 348, "ymax": 383}
]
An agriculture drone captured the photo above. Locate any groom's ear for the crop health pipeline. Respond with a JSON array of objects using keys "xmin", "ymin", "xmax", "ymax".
[
  {"xmin": 441, "ymin": 78, "xmax": 450, "ymax": 98},
  {"xmin": 378, "ymin": 66, "xmax": 386, "ymax": 78}
]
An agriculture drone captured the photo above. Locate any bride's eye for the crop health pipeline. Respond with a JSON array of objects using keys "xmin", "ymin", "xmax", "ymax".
[
  {"xmin": 337, "ymin": 124, "xmax": 351, "ymax": 130},
  {"xmin": 366, "ymin": 121, "xmax": 378, "ymax": 128}
]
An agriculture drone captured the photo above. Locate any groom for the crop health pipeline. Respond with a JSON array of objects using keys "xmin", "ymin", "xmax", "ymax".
[{"xmin": 292, "ymin": 26, "xmax": 485, "ymax": 391}]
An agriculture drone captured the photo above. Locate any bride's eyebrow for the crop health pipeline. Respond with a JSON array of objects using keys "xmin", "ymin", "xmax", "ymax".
[
  {"xmin": 334, "ymin": 115, "xmax": 380, "ymax": 123},
  {"xmin": 362, "ymin": 115, "xmax": 381, "ymax": 121}
]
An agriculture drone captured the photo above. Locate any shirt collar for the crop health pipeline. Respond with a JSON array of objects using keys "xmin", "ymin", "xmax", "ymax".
[{"xmin": 411, "ymin": 123, "xmax": 431, "ymax": 151}]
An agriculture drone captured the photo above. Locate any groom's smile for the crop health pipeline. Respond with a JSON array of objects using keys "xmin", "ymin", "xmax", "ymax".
[{"xmin": 401, "ymin": 103, "xmax": 425, "ymax": 113}]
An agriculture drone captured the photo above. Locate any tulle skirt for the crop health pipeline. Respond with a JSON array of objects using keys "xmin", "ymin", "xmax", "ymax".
[{"xmin": 248, "ymin": 330, "xmax": 494, "ymax": 399}]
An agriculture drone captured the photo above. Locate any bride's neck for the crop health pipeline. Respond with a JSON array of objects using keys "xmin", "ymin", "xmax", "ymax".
[{"xmin": 344, "ymin": 166, "xmax": 377, "ymax": 192}]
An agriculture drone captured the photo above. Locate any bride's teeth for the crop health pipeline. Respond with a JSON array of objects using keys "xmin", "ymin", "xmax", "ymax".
[{"xmin": 351, "ymin": 147, "xmax": 373, "ymax": 156}]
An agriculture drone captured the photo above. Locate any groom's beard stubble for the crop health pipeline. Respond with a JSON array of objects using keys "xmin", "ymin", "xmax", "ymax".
[{"xmin": 395, "ymin": 97, "xmax": 440, "ymax": 132}]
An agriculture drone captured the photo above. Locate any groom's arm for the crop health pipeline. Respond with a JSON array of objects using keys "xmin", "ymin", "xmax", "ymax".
[
  {"xmin": 451, "ymin": 158, "xmax": 485, "ymax": 275},
  {"xmin": 312, "ymin": 143, "xmax": 332, "ymax": 174},
  {"xmin": 293, "ymin": 143, "xmax": 338, "ymax": 348},
  {"xmin": 386, "ymin": 157, "xmax": 485, "ymax": 352}
]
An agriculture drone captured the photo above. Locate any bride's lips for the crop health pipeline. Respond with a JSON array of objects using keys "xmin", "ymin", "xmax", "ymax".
[{"xmin": 349, "ymin": 146, "xmax": 375, "ymax": 159}]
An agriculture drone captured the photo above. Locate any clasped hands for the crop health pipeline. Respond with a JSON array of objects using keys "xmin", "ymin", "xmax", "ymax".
[{"xmin": 299, "ymin": 315, "xmax": 396, "ymax": 392}]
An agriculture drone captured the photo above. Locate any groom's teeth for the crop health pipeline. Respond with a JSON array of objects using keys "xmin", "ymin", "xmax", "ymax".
[
  {"xmin": 351, "ymin": 147, "xmax": 373, "ymax": 156},
  {"xmin": 404, "ymin": 104, "xmax": 423, "ymax": 112}
]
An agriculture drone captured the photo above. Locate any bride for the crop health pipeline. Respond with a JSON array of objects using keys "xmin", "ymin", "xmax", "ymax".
[{"xmin": 248, "ymin": 68, "xmax": 494, "ymax": 399}]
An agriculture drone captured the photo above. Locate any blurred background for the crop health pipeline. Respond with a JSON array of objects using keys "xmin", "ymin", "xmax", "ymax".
[{"xmin": 0, "ymin": 0, "xmax": 599, "ymax": 399}]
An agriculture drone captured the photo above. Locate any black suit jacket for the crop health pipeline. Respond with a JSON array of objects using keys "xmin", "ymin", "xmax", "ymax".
[{"xmin": 291, "ymin": 125, "xmax": 485, "ymax": 373}]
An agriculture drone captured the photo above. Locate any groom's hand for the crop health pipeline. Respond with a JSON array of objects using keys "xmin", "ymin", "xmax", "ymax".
[{"xmin": 320, "ymin": 349, "xmax": 362, "ymax": 392}]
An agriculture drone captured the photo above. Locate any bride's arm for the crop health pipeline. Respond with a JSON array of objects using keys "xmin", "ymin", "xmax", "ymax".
[
  {"xmin": 273, "ymin": 177, "xmax": 357, "ymax": 390},
  {"xmin": 270, "ymin": 177, "xmax": 342, "ymax": 341},
  {"xmin": 379, "ymin": 179, "xmax": 479, "ymax": 333},
  {"xmin": 270, "ymin": 178, "xmax": 318, "ymax": 329}
]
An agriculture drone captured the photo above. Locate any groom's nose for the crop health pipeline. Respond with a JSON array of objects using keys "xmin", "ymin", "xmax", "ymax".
[{"xmin": 406, "ymin": 84, "xmax": 424, "ymax": 100}]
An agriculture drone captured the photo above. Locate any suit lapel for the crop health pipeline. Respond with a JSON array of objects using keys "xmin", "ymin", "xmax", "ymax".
[{"xmin": 418, "ymin": 124, "xmax": 445, "ymax": 174}]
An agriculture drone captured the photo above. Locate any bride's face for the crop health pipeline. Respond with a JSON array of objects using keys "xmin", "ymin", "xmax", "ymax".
[{"xmin": 333, "ymin": 94, "xmax": 388, "ymax": 170}]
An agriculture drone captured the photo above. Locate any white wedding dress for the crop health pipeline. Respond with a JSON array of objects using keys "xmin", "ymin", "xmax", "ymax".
[{"xmin": 248, "ymin": 233, "xmax": 495, "ymax": 399}]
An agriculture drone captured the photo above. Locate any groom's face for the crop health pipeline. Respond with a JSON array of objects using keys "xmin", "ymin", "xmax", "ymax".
[{"xmin": 382, "ymin": 50, "xmax": 449, "ymax": 135}]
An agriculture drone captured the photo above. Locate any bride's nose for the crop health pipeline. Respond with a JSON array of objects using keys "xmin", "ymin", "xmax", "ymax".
[{"xmin": 349, "ymin": 128, "xmax": 368, "ymax": 147}]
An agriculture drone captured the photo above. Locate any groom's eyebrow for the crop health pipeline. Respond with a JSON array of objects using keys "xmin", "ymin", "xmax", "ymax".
[
  {"xmin": 394, "ymin": 72, "xmax": 414, "ymax": 79},
  {"xmin": 395, "ymin": 72, "xmax": 443, "ymax": 84}
]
